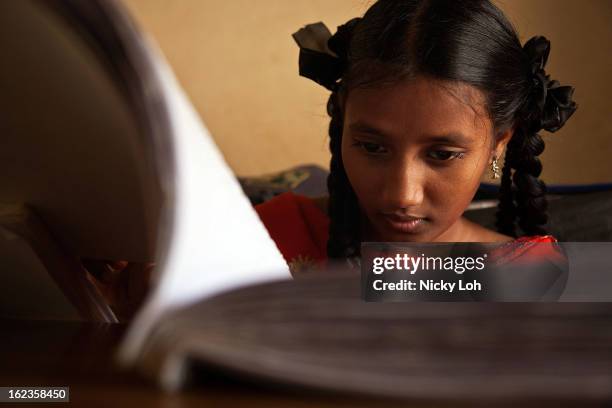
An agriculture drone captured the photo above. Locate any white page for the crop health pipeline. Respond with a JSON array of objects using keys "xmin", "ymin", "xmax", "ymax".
[{"xmin": 118, "ymin": 37, "xmax": 291, "ymax": 364}]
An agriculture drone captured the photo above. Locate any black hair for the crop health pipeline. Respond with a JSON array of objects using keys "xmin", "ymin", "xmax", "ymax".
[{"xmin": 295, "ymin": 0, "xmax": 577, "ymax": 258}]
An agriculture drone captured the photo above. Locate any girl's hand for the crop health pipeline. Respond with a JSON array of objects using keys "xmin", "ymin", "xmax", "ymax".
[{"xmin": 82, "ymin": 260, "xmax": 154, "ymax": 321}]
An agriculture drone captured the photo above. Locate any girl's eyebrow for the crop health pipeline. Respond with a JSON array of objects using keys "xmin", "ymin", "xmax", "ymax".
[
  {"xmin": 349, "ymin": 121, "xmax": 472, "ymax": 146},
  {"xmin": 423, "ymin": 132, "xmax": 472, "ymax": 146},
  {"xmin": 348, "ymin": 121, "xmax": 389, "ymax": 137}
]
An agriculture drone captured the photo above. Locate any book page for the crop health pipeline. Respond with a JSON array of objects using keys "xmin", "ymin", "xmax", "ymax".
[{"xmin": 118, "ymin": 37, "xmax": 290, "ymax": 364}]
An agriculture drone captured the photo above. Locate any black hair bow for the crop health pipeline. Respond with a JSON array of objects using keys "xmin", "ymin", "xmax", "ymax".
[
  {"xmin": 523, "ymin": 36, "xmax": 577, "ymax": 133},
  {"xmin": 292, "ymin": 18, "xmax": 361, "ymax": 91}
]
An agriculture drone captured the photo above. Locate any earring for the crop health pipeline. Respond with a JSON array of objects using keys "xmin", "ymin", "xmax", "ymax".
[{"xmin": 490, "ymin": 156, "xmax": 500, "ymax": 179}]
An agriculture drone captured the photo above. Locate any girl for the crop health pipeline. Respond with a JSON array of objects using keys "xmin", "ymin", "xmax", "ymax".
[{"xmin": 256, "ymin": 0, "xmax": 577, "ymax": 272}]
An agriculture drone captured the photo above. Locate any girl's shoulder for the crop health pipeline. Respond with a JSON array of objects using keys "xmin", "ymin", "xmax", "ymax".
[
  {"xmin": 513, "ymin": 235, "xmax": 557, "ymax": 243},
  {"xmin": 489, "ymin": 234, "xmax": 563, "ymax": 264},
  {"xmin": 462, "ymin": 218, "xmax": 556, "ymax": 245},
  {"xmin": 255, "ymin": 192, "xmax": 330, "ymax": 269}
]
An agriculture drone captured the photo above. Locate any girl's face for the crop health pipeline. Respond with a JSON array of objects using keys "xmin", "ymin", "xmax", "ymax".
[{"xmin": 341, "ymin": 76, "xmax": 508, "ymax": 242}]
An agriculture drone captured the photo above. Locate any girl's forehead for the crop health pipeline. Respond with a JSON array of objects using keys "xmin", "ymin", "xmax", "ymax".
[{"xmin": 344, "ymin": 77, "xmax": 492, "ymax": 144}]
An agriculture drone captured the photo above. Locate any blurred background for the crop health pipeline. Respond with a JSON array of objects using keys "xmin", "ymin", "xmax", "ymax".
[{"xmin": 122, "ymin": 0, "xmax": 612, "ymax": 183}]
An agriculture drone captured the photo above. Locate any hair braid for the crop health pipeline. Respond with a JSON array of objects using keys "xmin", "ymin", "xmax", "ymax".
[
  {"xmin": 511, "ymin": 126, "xmax": 549, "ymax": 235},
  {"xmin": 495, "ymin": 122, "xmax": 549, "ymax": 237},
  {"xmin": 326, "ymin": 90, "xmax": 361, "ymax": 258},
  {"xmin": 495, "ymin": 137, "xmax": 518, "ymax": 237}
]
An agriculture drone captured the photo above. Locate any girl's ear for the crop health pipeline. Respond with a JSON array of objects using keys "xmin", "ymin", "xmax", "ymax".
[{"xmin": 492, "ymin": 129, "xmax": 513, "ymax": 160}]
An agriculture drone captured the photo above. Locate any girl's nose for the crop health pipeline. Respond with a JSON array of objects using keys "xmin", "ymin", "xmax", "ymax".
[{"xmin": 382, "ymin": 159, "xmax": 425, "ymax": 210}]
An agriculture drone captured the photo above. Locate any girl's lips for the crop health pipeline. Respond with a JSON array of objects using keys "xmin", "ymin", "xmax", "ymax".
[{"xmin": 382, "ymin": 214, "xmax": 427, "ymax": 234}]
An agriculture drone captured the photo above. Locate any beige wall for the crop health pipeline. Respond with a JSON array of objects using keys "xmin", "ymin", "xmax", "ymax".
[{"xmin": 122, "ymin": 0, "xmax": 611, "ymax": 184}]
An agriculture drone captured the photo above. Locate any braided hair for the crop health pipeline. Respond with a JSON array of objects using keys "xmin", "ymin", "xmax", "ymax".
[{"xmin": 293, "ymin": 0, "xmax": 577, "ymax": 259}]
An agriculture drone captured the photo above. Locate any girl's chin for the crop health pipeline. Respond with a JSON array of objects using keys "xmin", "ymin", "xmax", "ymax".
[
  {"xmin": 379, "ymin": 235, "xmax": 427, "ymax": 243},
  {"xmin": 368, "ymin": 219, "xmax": 435, "ymax": 242},
  {"xmin": 371, "ymin": 226, "xmax": 432, "ymax": 243}
]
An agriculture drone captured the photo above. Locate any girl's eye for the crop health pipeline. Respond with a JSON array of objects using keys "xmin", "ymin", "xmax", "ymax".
[
  {"xmin": 428, "ymin": 150, "xmax": 465, "ymax": 161},
  {"xmin": 354, "ymin": 141, "xmax": 388, "ymax": 155}
]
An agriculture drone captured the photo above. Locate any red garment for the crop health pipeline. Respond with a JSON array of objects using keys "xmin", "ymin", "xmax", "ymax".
[
  {"xmin": 255, "ymin": 192, "xmax": 329, "ymax": 267},
  {"xmin": 255, "ymin": 192, "xmax": 559, "ymax": 266}
]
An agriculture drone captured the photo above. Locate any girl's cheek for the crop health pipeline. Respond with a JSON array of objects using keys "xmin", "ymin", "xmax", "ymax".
[
  {"xmin": 435, "ymin": 180, "xmax": 476, "ymax": 217},
  {"xmin": 427, "ymin": 177, "xmax": 465, "ymax": 209},
  {"xmin": 345, "ymin": 157, "xmax": 379, "ymax": 203}
]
